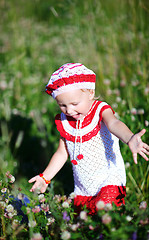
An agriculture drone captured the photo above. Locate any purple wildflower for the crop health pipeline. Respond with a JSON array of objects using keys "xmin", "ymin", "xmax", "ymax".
[
  {"xmin": 132, "ymin": 231, "xmax": 137, "ymax": 240},
  {"xmin": 99, "ymin": 234, "xmax": 104, "ymax": 240},
  {"xmin": 63, "ymin": 211, "xmax": 70, "ymax": 222}
]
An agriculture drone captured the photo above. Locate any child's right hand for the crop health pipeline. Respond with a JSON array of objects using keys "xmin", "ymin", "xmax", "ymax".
[{"xmin": 28, "ymin": 175, "xmax": 48, "ymax": 193}]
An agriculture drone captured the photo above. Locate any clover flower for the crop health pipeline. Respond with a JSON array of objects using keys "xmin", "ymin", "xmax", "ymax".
[
  {"xmin": 96, "ymin": 200, "xmax": 105, "ymax": 210},
  {"xmin": 145, "ymin": 120, "xmax": 149, "ymax": 127},
  {"xmin": 125, "ymin": 162, "xmax": 130, "ymax": 169},
  {"xmin": 28, "ymin": 220, "xmax": 37, "ymax": 228},
  {"xmin": 12, "ymin": 219, "xmax": 20, "ymax": 229},
  {"xmin": 137, "ymin": 109, "xmax": 144, "ymax": 115},
  {"xmin": 139, "ymin": 201, "xmax": 147, "ymax": 210},
  {"xmin": 126, "ymin": 215, "xmax": 132, "ymax": 222},
  {"xmin": 6, "ymin": 204, "xmax": 14, "ymax": 213},
  {"xmin": 40, "ymin": 203, "xmax": 49, "ymax": 212},
  {"xmin": 53, "ymin": 194, "xmax": 62, "ymax": 203},
  {"xmin": 120, "ymin": 80, "xmax": 126, "ymax": 87},
  {"xmin": 38, "ymin": 194, "xmax": 45, "ymax": 202},
  {"xmin": 9, "ymin": 175, "xmax": 15, "ymax": 183},
  {"xmin": 69, "ymin": 223, "xmax": 80, "ymax": 231},
  {"xmin": 131, "ymin": 108, "xmax": 137, "ymax": 115},
  {"xmin": 31, "ymin": 233, "xmax": 43, "ymax": 240},
  {"xmin": 47, "ymin": 217, "xmax": 55, "ymax": 226},
  {"xmin": 69, "ymin": 192, "xmax": 76, "ymax": 199},
  {"xmin": 1, "ymin": 188, "xmax": 7, "ymax": 193},
  {"xmin": 80, "ymin": 211, "xmax": 88, "ymax": 221},
  {"xmin": 0, "ymin": 201, "xmax": 6, "ymax": 209},
  {"xmin": 104, "ymin": 203, "xmax": 112, "ymax": 211},
  {"xmin": 102, "ymin": 213, "xmax": 112, "ymax": 224},
  {"xmin": 61, "ymin": 230, "xmax": 71, "ymax": 240},
  {"xmin": 62, "ymin": 201, "xmax": 69, "ymax": 208},
  {"xmin": 32, "ymin": 206, "xmax": 41, "ymax": 213}
]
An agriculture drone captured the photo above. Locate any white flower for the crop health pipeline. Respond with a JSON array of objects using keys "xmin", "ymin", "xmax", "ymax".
[
  {"xmin": 125, "ymin": 162, "xmax": 130, "ymax": 169},
  {"xmin": 8, "ymin": 213, "xmax": 14, "ymax": 218},
  {"xmin": 126, "ymin": 215, "xmax": 132, "ymax": 222},
  {"xmin": 112, "ymin": 103, "xmax": 118, "ymax": 109},
  {"xmin": 10, "ymin": 175, "xmax": 15, "ymax": 183},
  {"xmin": 17, "ymin": 193, "xmax": 24, "ymax": 200},
  {"xmin": 131, "ymin": 108, "xmax": 137, "ymax": 115},
  {"xmin": 70, "ymin": 223, "xmax": 80, "ymax": 231},
  {"xmin": 69, "ymin": 192, "xmax": 76, "ymax": 199},
  {"xmin": 104, "ymin": 203, "xmax": 112, "ymax": 211},
  {"xmin": 0, "ymin": 80, "xmax": 7, "ymax": 90},
  {"xmin": 38, "ymin": 194, "xmax": 45, "ymax": 202},
  {"xmin": 0, "ymin": 201, "xmax": 6, "ymax": 208},
  {"xmin": 96, "ymin": 200, "xmax": 105, "ymax": 210},
  {"xmin": 111, "ymin": 227, "xmax": 116, "ymax": 232},
  {"xmin": 139, "ymin": 201, "xmax": 147, "ymax": 209},
  {"xmin": 80, "ymin": 211, "xmax": 88, "ymax": 221},
  {"xmin": 6, "ymin": 204, "xmax": 14, "ymax": 213},
  {"xmin": 12, "ymin": 219, "xmax": 20, "ymax": 229},
  {"xmin": 62, "ymin": 201, "xmax": 69, "ymax": 208},
  {"xmin": 131, "ymin": 115, "xmax": 135, "ymax": 121},
  {"xmin": 28, "ymin": 220, "xmax": 37, "ymax": 228},
  {"xmin": 61, "ymin": 230, "xmax": 71, "ymax": 240},
  {"xmin": 102, "ymin": 213, "xmax": 112, "ymax": 224},
  {"xmin": 1, "ymin": 188, "xmax": 7, "ymax": 193},
  {"xmin": 145, "ymin": 120, "xmax": 149, "ymax": 127},
  {"xmin": 31, "ymin": 233, "xmax": 43, "ymax": 240},
  {"xmin": 103, "ymin": 79, "xmax": 111, "ymax": 86},
  {"xmin": 116, "ymin": 97, "xmax": 122, "ymax": 103},
  {"xmin": 47, "ymin": 217, "xmax": 55, "ymax": 225},
  {"xmin": 137, "ymin": 109, "xmax": 144, "ymax": 115}
]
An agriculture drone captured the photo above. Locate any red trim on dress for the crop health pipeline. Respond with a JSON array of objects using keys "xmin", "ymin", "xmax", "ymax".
[
  {"xmin": 55, "ymin": 101, "xmax": 115, "ymax": 143},
  {"xmin": 74, "ymin": 185, "xmax": 126, "ymax": 215},
  {"xmin": 100, "ymin": 105, "xmax": 115, "ymax": 120}
]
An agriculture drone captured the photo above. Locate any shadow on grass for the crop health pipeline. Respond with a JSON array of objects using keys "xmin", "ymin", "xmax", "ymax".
[{"xmin": 0, "ymin": 114, "xmax": 74, "ymax": 195}]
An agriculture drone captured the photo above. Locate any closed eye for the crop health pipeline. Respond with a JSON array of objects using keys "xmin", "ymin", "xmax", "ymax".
[{"xmin": 72, "ymin": 102, "xmax": 79, "ymax": 106}]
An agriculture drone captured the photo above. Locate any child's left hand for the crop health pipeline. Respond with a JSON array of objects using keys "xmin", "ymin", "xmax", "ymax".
[{"xmin": 128, "ymin": 129, "xmax": 149, "ymax": 164}]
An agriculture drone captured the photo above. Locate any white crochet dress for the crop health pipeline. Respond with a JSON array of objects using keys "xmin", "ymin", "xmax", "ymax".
[{"xmin": 55, "ymin": 100, "xmax": 126, "ymax": 198}]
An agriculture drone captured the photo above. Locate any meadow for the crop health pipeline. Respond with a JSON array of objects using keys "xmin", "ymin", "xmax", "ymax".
[{"xmin": 0, "ymin": 0, "xmax": 149, "ymax": 239}]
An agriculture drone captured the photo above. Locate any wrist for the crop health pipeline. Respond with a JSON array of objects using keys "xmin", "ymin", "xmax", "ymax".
[
  {"xmin": 126, "ymin": 134, "xmax": 134, "ymax": 145},
  {"xmin": 39, "ymin": 173, "xmax": 51, "ymax": 184}
]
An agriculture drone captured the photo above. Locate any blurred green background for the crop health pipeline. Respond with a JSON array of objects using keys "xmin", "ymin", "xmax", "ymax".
[{"xmin": 0, "ymin": 0, "xmax": 149, "ymax": 201}]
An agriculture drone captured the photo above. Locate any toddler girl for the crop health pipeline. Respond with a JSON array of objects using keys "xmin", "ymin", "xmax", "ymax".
[{"xmin": 29, "ymin": 63, "xmax": 149, "ymax": 214}]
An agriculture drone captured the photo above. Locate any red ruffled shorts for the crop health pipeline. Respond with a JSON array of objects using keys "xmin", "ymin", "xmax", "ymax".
[{"xmin": 74, "ymin": 185, "xmax": 126, "ymax": 215}]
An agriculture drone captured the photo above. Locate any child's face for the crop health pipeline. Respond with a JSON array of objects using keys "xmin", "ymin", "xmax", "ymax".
[{"xmin": 56, "ymin": 89, "xmax": 94, "ymax": 120}]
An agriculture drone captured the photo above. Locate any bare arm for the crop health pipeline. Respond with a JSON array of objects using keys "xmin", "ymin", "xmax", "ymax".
[
  {"xmin": 29, "ymin": 137, "xmax": 68, "ymax": 192},
  {"xmin": 102, "ymin": 108, "xmax": 149, "ymax": 164},
  {"xmin": 102, "ymin": 108, "xmax": 134, "ymax": 144}
]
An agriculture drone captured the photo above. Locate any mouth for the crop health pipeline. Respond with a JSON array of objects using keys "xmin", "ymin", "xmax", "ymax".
[{"xmin": 71, "ymin": 113, "xmax": 82, "ymax": 119}]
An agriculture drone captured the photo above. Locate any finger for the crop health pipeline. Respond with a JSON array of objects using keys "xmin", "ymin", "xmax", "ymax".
[
  {"xmin": 139, "ymin": 151, "xmax": 149, "ymax": 161},
  {"xmin": 143, "ymin": 143, "xmax": 149, "ymax": 151},
  {"xmin": 28, "ymin": 176, "xmax": 38, "ymax": 183},
  {"xmin": 138, "ymin": 129, "xmax": 146, "ymax": 138},
  {"xmin": 141, "ymin": 147, "xmax": 149, "ymax": 156},
  {"xmin": 133, "ymin": 153, "xmax": 137, "ymax": 164},
  {"xmin": 40, "ymin": 187, "xmax": 46, "ymax": 193}
]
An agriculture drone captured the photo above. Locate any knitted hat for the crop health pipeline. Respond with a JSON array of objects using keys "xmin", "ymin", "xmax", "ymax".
[{"xmin": 45, "ymin": 63, "xmax": 96, "ymax": 99}]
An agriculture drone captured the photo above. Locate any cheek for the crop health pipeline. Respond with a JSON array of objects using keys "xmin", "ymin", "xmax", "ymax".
[{"xmin": 59, "ymin": 107, "xmax": 66, "ymax": 113}]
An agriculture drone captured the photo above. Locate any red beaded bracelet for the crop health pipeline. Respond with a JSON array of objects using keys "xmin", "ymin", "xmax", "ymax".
[{"xmin": 39, "ymin": 173, "xmax": 51, "ymax": 184}]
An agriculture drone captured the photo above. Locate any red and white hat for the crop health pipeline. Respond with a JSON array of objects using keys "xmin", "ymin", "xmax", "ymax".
[{"xmin": 45, "ymin": 63, "xmax": 96, "ymax": 99}]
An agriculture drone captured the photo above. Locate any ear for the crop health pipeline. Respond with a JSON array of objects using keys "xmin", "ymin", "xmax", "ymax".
[{"xmin": 89, "ymin": 90, "xmax": 95, "ymax": 100}]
